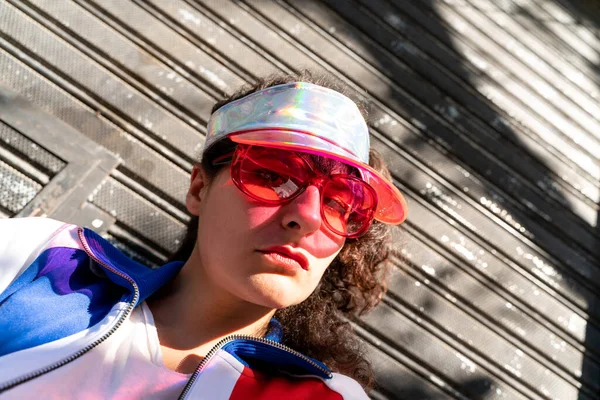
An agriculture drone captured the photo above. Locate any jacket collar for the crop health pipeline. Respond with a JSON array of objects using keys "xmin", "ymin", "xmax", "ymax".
[{"xmin": 81, "ymin": 227, "xmax": 183, "ymax": 304}]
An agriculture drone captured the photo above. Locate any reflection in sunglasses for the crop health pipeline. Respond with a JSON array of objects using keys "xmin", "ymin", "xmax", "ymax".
[{"xmin": 273, "ymin": 179, "xmax": 300, "ymax": 198}]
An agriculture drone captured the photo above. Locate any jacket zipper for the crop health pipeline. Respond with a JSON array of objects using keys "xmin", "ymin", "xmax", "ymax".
[
  {"xmin": 178, "ymin": 335, "xmax": 332, "ymax": 399},
  {"xmin": 0, "ymin": 228, "xmax": 139, "ymax": 393}
]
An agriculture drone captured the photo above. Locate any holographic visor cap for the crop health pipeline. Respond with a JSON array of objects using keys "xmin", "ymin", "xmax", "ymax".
[{"xmin": 204, "ymin": 82, "xmax": 407, "ymax": 224}]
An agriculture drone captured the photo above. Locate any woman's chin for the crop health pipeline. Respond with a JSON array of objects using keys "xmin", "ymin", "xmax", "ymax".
[
  {"xmin": 234, "ymin": 273, "xmax": 314, "ymax": 309},
  {"xmin": 242, "ymin": 280, "xmax": 310, "ymax": 310},
  {"xmin": 253, "ymin": 292, "xmax": 305, "ymax": 310}
]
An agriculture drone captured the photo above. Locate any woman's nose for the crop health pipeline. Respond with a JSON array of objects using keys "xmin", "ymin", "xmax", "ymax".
[{"xmin": 281, "ymin": 185, "xmax": 322, "ymax": 236}]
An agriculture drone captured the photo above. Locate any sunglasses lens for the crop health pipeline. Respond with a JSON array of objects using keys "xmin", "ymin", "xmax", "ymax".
[
  {"xmin": 233, "ymin": 146, "xmax": 377, "ymax": 237},
  {"xmin": 238, "ymin": 147, "xmax": 307, "ymax": 202},
  {"xmin": 322, "ymin": 177, "xmax": 376, "ymax": 236}
]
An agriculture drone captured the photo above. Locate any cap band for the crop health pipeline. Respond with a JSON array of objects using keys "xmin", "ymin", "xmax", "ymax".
[{"xmin": 205, "ymin": 82, "xmax": 369, "ymax": 163}]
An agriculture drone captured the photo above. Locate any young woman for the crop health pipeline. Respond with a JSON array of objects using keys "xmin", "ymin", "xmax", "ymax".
[{"xmin": 0, "ymin": 72, "xmax": 407, "ymax": 399}]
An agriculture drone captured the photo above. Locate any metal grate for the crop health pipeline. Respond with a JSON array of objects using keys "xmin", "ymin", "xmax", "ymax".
[
  {"xmin": 0, "ymin": 158, "xmax": 41, "ymax": 215},
  {"xmin": 90, "ymin": 177, "xmax": 186, "ymax": 254}
]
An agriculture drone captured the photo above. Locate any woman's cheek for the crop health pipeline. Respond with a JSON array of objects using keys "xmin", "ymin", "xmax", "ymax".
[
  {"xmin": 244, "ymin": 205, "xmax": 282, "ymax": 229},
  {"xmin": 303, "ymin": 232, "xmax": 345, "ymax": 260}
]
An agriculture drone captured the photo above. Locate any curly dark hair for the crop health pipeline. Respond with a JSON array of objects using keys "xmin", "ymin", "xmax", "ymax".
[{"xmin": 170, "ymin": 71, "xmax": 393, "ymax": 390}]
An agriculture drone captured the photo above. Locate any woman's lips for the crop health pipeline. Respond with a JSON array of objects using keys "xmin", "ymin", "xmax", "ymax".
[{"xmin": 257, "ymin": 246, "xmax": 309, "ymax": 270}]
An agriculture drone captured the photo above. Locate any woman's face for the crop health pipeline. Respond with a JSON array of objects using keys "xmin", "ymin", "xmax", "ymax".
[{"xmin": 186, "ymin": 160, "xmax": 346, "ymax": 309}]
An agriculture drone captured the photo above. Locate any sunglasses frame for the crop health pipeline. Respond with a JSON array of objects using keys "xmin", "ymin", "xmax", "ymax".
[{"xmin": 224, "ymin": 145, "xmax": 378, "ymax": 238}]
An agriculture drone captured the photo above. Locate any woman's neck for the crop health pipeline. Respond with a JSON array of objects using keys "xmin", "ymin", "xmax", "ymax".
[{"xmin": 146, "ymin": 249, "xmax": 276, "ymax": 367}]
